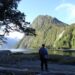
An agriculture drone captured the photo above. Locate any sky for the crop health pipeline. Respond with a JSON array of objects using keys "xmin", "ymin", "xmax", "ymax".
[
  {"xmin": 18, "ymin": 0, "xmax": 75, "ymax": 24},
  {"xmin": 5, "ymin": 32, "xmax": 24, "ymax": 40},
  {"xmin": 0, "ymin": 31, "xmax": 24, "ymax": 49}
]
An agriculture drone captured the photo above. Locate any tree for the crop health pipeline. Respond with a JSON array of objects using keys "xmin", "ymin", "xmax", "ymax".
[{"xmin": 0, "ymin": 0, "xmax": 36, "ymax": 45}]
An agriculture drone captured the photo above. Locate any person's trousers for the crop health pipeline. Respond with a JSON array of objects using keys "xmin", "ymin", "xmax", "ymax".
[{"xmin": 41, "ymin": 59, "xmax": 48, "ymax": 71}]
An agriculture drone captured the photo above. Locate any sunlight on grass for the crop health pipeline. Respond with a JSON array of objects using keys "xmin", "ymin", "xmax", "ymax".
[{"xmin": 31, "ymin": 48, "xmax": 75, "ymax": 57}]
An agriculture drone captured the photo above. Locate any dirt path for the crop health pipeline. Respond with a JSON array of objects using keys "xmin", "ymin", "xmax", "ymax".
[
  {"xmin": 0, "ymin": 60, "xmax": 75, "ymax": 75},
  {"xmin": 12, "ymin": 60, "xmax": 75, "ymax": 75}
]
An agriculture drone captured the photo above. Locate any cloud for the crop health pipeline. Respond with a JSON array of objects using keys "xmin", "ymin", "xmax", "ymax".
[
  {"xmin": 6, "ymin": 31, "xmax": 24, "ymax": 40},
  {"xmin": 55, "ymin": 3, "xmax": 75, "ymax": 24}
]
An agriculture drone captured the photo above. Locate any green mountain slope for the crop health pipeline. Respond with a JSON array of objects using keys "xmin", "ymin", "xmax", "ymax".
[
  {"xmin": 56, "ymin": 24, "xmax": 75, "ymax": 49},
  {"xmin": 16, "ymin": 15, "xmax": 68, "ymax": 49}
]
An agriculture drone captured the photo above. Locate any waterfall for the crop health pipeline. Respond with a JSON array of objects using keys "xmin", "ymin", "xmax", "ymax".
[{"xmin": 53, "ymin": 30, "xmax": 65, "ymax": 47}]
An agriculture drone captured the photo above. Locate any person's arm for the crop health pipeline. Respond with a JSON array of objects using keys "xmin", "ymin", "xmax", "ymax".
[
  {"xmin": 39, "ymin": 50, "xmax": 40, "ymax": 55},
  {"xmin": 45, "ymin": 48, "xmax": 48, "ymax": 55}
]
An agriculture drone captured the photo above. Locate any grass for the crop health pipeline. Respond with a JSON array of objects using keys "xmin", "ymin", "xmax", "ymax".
[
  {"xmin": 0, "ymin": 48, "xmax": 75, "ymax": 67},
  {"xmin": 0, "ymin": 51, "xmax": 75, "ymax": 75},
  {"xmin": 0, "ymin": 51, "xmax": 75, "ymax": 66},
  {"xmin": 31, "ymin": 48, "xmax": 75, "ymax": 57}
]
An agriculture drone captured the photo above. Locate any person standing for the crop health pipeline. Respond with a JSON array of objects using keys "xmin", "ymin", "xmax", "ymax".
[{"xmin": 39, "ymin": 44, "xmax": 48, "ymax": 71}]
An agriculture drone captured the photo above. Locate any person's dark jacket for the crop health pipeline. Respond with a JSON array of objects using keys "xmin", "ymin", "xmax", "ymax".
[{"xmin": 39, "ymin": 47, "xmax": 48, "ymax": 60}]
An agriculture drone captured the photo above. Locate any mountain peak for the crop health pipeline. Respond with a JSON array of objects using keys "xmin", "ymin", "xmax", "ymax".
[
  {"xmin": 52, "ymin": 17, "xmax": 65, "ymax": 25},
  {"xmin": 32, "ymin": 15, "xmax": 67, "ymax": 28}
]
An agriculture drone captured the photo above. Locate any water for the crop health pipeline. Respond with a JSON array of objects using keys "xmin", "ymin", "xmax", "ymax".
[
  {"xmin": 0, "ymin": 48, "xmax": 37, "ymax": 53},
  {"xmin": 11, "ymin": 48, "xmax": 33, "ymax": 53}
]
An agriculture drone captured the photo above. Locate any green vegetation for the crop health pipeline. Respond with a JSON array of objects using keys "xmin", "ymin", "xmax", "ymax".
[
  {"xmin": 0, "ymin": 52, "xmax": 75, "ymax": 66},
  {"xmin": 56, "ymin": 25, "xmax": 75, "ymax": 49},
  {"xmin": 16, "ymin": 15, "xmax": 75, "ymax": 49},
  {"xmin": 17, "ymin": 15, "xmax": 67, "ymax": 48},
  {"xmin": 0, "ymin": 0, "xmax": 35, "ymax": 45}
]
